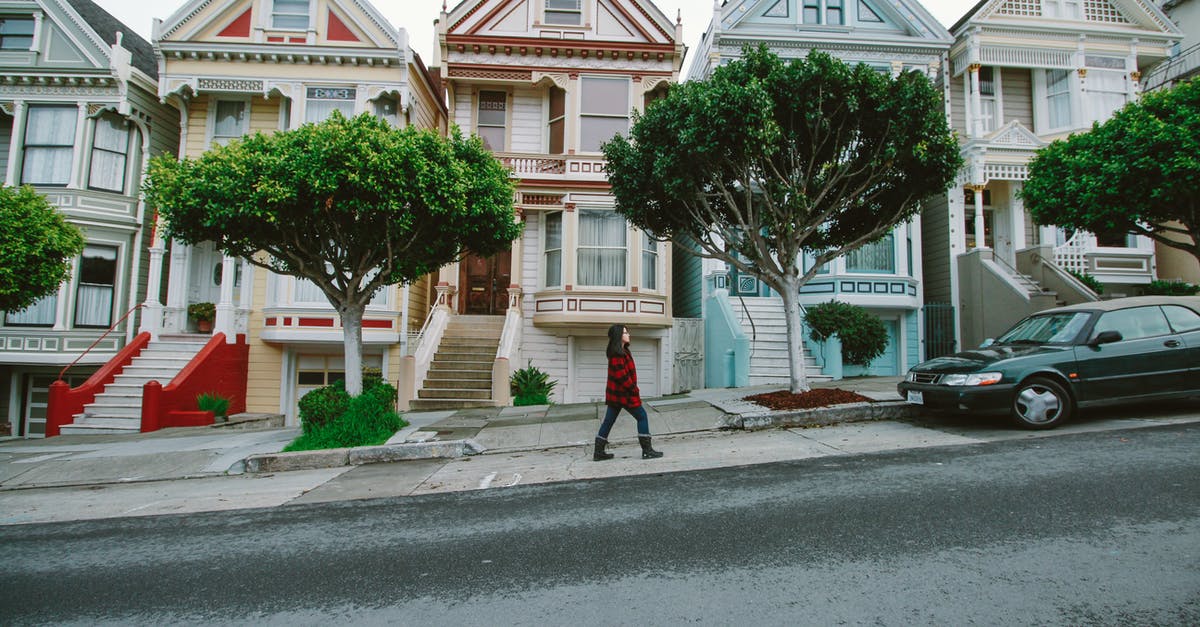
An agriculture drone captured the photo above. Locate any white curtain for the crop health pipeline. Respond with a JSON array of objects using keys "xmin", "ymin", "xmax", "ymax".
[
  {"xmin": 845, "ymin": 233, "xmax": 896, "ymax": 273},
  {"xmin": 642, "ymin": 233, "xmax": 657, "ymax": 290},
  {"xmin": 293, "ymin": 278, "xmax": 327, "ymax": 303},
  {"xmin": 1086, "ymin": 70, "xmax": 1127, "ymax": 124},
  {"xmin": 213, "ymin": 101, "xmax": 246, "ymax": 144},
  {"xmin": 22, "ymin": 106, "xmax": 76, "ymax": 185},
  {"xmin": 1046, "ymin": 70, "xmax": 1071, "ymax": 129},
  {"xmin": 578, "ymin": 210, "xmax": 626, "ymax": 287},
  {"xmin": 74, "ymin": 284, "xmax": 113, "ymax": 327},
  {"xmin": 305, "ymin": 100, "xmax": 355, "ymax": 124},
  {"xmin": 89, "ymin": 115, "xmax": 129, "ymax": 192},
  {"xmin": 544, "ymin": 212, "xmax": 562, "ymax": 287},
  {"xmin": 6, "ymin": 293, "xmax": 57, "ymax": 326}
]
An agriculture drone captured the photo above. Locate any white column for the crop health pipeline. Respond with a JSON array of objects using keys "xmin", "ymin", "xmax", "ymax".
[
  {"xmin": 215, "ymin": 255, "xmax": 237, "ymax": 342},
  {"xmin": 972, "ymin": 185, "xmax": 987, "ymax": 250},
  {"xmin": 968, "ymin": 64, "xmax": 983, "ymax": 139},
  {"xmin": 163, "ymin": 239, "xmax": 190, "ymax": 333},
  {"xmin": 52, "ymin": 258, "xmax": 75, "ymax": 331},
  {"xmin": 1010, "ymin": 183, "xmax": 1027, "ymax": 251},
  {"xmin": 68, "ymin": 103, "xmax": 87, "ymax": 188}
]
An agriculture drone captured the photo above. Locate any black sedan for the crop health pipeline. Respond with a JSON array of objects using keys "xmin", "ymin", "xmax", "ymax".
[{"xmin": 899, "ymin": 296, "xmax": 1200, "ymax": 429}]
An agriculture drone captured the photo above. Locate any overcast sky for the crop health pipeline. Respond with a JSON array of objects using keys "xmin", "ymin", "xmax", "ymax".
[{"xmin": 91, "ymin": 0, "xmax": 976, "ymax": 71}]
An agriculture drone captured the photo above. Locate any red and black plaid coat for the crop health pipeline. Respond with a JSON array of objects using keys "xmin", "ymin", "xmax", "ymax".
[{"xmin": 605, "ymin": 349, "xmax": 642, "ymax": 409}]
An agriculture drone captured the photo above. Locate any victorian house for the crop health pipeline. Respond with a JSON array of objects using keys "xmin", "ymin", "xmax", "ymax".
[
  {"xmin": 417, "ymin": 0, "xmax": 685, "ymax": 406},
  {"xmin": 923, "ymin": 0, "xmax": 1181, "ymax": 352},
  {"xmin": 0, "ymin": 0, "xmax": 179, "ymax": 437},
  {"xmin": 37, "ymin": 0, "xmax": 446, "ymax": 435},
  {"xmin": 684, "ymin": 0, "xmax": 952, "ymax": 386}
]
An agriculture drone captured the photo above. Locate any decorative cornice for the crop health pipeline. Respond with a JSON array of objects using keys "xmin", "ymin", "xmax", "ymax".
[{"xmin": 446, "ymin": 51, "xmax": 676, "ymax": 73}]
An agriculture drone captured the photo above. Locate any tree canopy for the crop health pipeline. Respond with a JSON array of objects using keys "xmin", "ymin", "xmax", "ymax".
[
  {"xmin": 0, "ymin": 185, "xmax": 84, "ymax": 313},
  {"xmin": 1024, "ymin": 79, "xmax": 1200, "ymax": 264},
  {"xmin": 603, "ymin": 46, "xmax": 961, "ymax": 391},
  {"xmin": 143, "ymin": 112, "xmax": 521, "ymax": 395}
]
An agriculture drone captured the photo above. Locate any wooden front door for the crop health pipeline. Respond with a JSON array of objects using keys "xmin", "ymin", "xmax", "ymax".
[{"xmin": 460, "ymin": 250, "xmax": 512, "ymax": 315}]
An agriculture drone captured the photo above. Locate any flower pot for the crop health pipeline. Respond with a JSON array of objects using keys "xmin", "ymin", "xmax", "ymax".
[{"xmin": 197, "ymin": 319, "xmax": 213, "ymax": 333}]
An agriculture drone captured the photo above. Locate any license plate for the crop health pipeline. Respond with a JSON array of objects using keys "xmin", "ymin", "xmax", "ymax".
[{"xmin": 906, "ymin": 390, "xmax": 924, "ymax": 405}]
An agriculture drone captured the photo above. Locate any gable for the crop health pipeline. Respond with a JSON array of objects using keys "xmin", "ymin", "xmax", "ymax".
[
  {"xmin": 449, "ymin": 0, "xmax": 676, "ymax": 46},
  {"xmin": 720, "ymin": 0, "xmax": 947, "ymax": 41},
  {"xmin": 40, "ymin": 20, "xmax": 91, "ymax": 66},
  {"xmin": 972, "ymin": 0, "xmax": 1178, "ymax": 32},
  {"xmin": 159, "ymin": 0, "xmax": 399, "ymax": 48}
]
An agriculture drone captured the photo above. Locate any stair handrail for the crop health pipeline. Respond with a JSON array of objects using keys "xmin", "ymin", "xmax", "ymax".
[
  {"xmin": 408, "ymin": 302, "xmax": 438, "ymax": 355},
  {"xmin": 58, "ymin": 303, "xmax": 144, "ymax": 381},
  {"xmin": 990, "ymin": 252, "xmax": 1051, "ymax": 294},
  {"xmin": 1028, "ymin": 249, "xmax": 1100, "ymax": 303}
]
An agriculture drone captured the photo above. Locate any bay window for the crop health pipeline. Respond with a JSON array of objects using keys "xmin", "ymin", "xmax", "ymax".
[
  {"xmin": 578, "ymin": 210, "xmax": 626, "ymax": 287},
  {"xmin": 642, "ymin": 233, "xmax": 658, "ymax": 290},
  {"xmin": 212, "ymin": 100, "xmax": 248, "ymax": 146},
  {"xmin": 845, "ymin": 233, "xmax": 896, "ymax": 273},
  {"xmin": 305, "ymin": 87, "xmax": 355, "ymax": 124},
  {"xmin": 476, "ymin": 90, "xmax": 507, "ymax": 151},
  {"xmin": 978, "ymin": 66, "xmax": 997, "ymax": 134},
  {"xmin": 88, "ymin": 114, "xmax": 131, "ymax": 193},
  {"xmin": 1086, "ymin": 70, "xmax": 1127, "ymax": 124},
  {"xmin": 1045, "ymin": 69, "xmax": 1071, "ymax": 130},
  {"xmin": 580, "ymin": 77, "xmax": 629, "ymax": 153},
  {"xmin": 22, "ymin": 105, "xmax": 76, "ymax": 186},
  {"xmin": 74, "ymin": 245, "xmax": 117, "ymax": 328},
  {"xmin": 544, "ymin": 212, "xmax": 562, "ymax": 288},
  {"xmin": 5, "ymin": 293, "xmax": 56, "ymax": 326},
  {"xmin": 374, "ymin": 94, "xmax": 399, "ymax": 127},
  {"xmin": 272, "ymin": 0, "xmax": 310, "ymax": 29}
]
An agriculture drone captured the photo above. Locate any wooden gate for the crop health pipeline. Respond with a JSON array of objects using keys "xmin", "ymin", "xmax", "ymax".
[{"xmin": 672, "ymin": 318, "xmax": 704, "ymax": 393}]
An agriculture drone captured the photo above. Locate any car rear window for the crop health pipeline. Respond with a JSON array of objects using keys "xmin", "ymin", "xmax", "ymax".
[{"xmin": 1163, "ymin": 305, "xmax": 1200, "ymax": 333}]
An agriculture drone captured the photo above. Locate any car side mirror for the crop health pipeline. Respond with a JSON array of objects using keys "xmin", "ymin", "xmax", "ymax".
[
  {"xmin": 978, "ymin": 338, "xmax": 995, "ymax": 349},
  {"xmin": 1089, "ymin": 330, "xmax": 1122, "ymax": 347}
]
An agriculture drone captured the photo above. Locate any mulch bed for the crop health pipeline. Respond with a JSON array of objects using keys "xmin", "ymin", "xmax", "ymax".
[{"xmin": 744, "ymin": 388, "xmax": 874, "ymax": 411}]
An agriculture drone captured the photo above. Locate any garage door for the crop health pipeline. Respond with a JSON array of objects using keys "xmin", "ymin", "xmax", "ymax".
[{"xmin": 573, "ymin": 337, "xmax": 659, "ymax": 403}]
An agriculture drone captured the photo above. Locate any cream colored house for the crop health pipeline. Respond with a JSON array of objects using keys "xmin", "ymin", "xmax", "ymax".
[
  {"xmin": 923, "ymin": 0, "xmax": 1181, "ymax": 352},
  {"xmin": 143, "ymin": 0, "xmax": 447, "ymax": 424},
  {"xmin": 416, "ymin": 0, "xmax": 685, "ymax": 406}
]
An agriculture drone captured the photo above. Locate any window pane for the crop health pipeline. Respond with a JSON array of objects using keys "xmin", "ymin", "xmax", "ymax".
[
  {"xmin": 305, "ymin": 99, "xmax": 354, "ymax": 124},
  {"xmin": 546, "ymin": 0, "xmax": 581, "ymax": 8},
  {"xmin": 214, "ymin": 101, "xmax": 246, "ymax": 138},
  {"xmin": 578, "ymin": 210, "xmax": 627, "ymax": 287},
  {"xmin": 580, "ymin": 117, "xmax": 628, "ymax": 153},
  {"xmin": 26, "ymin": 106, "xmax": 77, "ymax": 145},
  {"xmin": 273, "ymin": 0, "xmax": 309, "ymax": 28},
  {"xmin": 1163, "ymin": 305, "xmax": 1200, "ymax": 333},
  {"xmin": 75, "ymin": 245, "xmax": 117, "ymax": 328},
  {"xmin": 92, "ymin": 116, "xmax": 128, "ymax": 153},
  {"xmin": 89, "ymin": 150, "xmax": 126, "ymax": 192},
  {"xmin": 846, "ymin": 234, "xmax": 896, "ymax": 273},
  {"xmin": 545, "ymin": 212, "xmax": 562, "ymax": 249},
  {"xmin": 545, "ymin": 250, "xmax": 561, "ymax": 287},
  {"xmin": 0, "ymin": 18, "xmax": 34, "ymax": 50},
  {"xmin": 1046, "ymin": 69, "xmax": 1071, "ymax": 129},
  {"xmin": 1092, "ymin": 307, "xmax": 1171, "ymax": 341},
  {"xmin": 642, "ymin": 234, "xmax": 657, "ymax": 290},
  {"xmin": 581, "ymin": 78, "xmax": 629, "ymax": 115},
  {"xmin": 477, "ymin": 91, "xmax": 507, "ymax": 126},
  {"xmin": 5, "ymin": 292, "xmax": 56, "ymax": 326},
  {"xmin": 579, "ymin": 210, "xmax": 626, "ymax": 247},
  {"xmin": 294, "ymin": 278, "xmax": 326, "ymax": 303},
  {"xmin": 477, "ymin": 126, "xmax": 505, "ymax": 151},
  {"xmin": 374, "ymin": 95, "xmax": 398, "ymax": 126},
  {"xmin": 578, "ymin": 249, "xmax": 626, "ymax": 286},
  {"xmin": 22, "ymin": 147, "xmax": 73, "ymax": 185}
]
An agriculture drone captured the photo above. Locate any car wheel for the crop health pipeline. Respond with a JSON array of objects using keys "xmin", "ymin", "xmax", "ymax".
[{"xmin": 1010, "ymin": 377, "xmax": 1073, "ymax": 430}]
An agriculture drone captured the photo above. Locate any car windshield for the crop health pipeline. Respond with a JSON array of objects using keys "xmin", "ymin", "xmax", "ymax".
[{"xmin": 995, "ymin": 312, "xmax": 1091, "ymax": 345}]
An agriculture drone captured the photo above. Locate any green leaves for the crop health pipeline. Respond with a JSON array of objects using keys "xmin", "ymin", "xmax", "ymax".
[
  {"xmin": 142, "ymin": 112, "xmax": 520, "ymax": 307},
  {"xmin": 1024, "ymin": 79, "xmax": 1200, "ymax": 263},
  {"xmin": 0, "ymin": 185, "xmax": 85, "ymax": 312}
]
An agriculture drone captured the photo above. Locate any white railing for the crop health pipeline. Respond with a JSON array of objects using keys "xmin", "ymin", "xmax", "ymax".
[
  {"xmin": 500, "ymin": 154, "xmax": 566, "ymax": 176},
  {"xmin": 412, "ymin": 307, "xmax": 449, "ymax": 392},
  {"xmin": 1054, "ymin": 231, "xmax": 1094, "ymax": 276},
  {"xmin": 491, "ymin": 287, "xmax": 524, "ymax": 406}
]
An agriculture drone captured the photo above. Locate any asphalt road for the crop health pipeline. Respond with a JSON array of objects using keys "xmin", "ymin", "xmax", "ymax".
[{"xmin": 2, "ymin": 422, "xmax": 1197, "ymax": 625}]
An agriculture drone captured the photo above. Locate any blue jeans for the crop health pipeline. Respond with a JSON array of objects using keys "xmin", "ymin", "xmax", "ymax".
[{"xmin": 597, "ymin": 404, "xmax": 650, "ymax": 439}]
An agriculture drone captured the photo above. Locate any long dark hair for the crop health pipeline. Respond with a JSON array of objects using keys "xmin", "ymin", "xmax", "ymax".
[{"xmin": 606, "ymin": 324, "xmax": 627, "ymax": 359}]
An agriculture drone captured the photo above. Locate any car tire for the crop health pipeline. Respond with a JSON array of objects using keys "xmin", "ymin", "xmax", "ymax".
[{"xmin": 1010, "ymin": 377, "xmax": 1073, "ymax": 430}]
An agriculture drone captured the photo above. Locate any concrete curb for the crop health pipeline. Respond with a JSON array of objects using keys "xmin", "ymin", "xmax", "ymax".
[
  {"xmin": 242, "ymin": 439, "xmax": 486, "ymax": 474},
  {"xmin": 718, "ymin": 400, "xmax": 920, "ymax": 430}
]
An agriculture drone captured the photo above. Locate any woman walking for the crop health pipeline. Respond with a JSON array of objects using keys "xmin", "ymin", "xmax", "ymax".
[{"xmin": 594, "ymin": 324, "xmax": 663, "ymax": 461}]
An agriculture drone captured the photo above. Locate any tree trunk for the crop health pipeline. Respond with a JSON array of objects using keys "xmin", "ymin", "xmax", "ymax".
[
  {"xmin": 779, "ymin": 279, "xmax": 810, "ymax": 394},
  {"xmin": 339, "ymin": 302, "xmax": 366, "ymax": 397}
]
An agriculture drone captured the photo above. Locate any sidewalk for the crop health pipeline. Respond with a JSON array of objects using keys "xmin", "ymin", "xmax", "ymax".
[{"xmin": 0, "ymin": 377, "xmax": 905, "ymax": 490}]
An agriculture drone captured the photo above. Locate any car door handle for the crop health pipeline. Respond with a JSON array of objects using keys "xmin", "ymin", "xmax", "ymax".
[{"xmin": 1164, "ymin": 340, "xmax": 1181, "ymax": 348}]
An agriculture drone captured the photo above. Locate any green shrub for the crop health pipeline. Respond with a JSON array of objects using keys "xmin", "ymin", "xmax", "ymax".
[
  {"xmin": 297, "ymin": 381, "xmax": 350, "ymax": 435},
  {"xmin": 1144, "ymin": 279, "xmax": 1200, "ymax": 296},
  {"xmin": 187, "ymin": 301, "xmax": 216, "ymax": 322},
  {"xmin": 511, "ymin": 361, "xmax": 556, "ymax": 406},
  {"xmin": 1068, "ymin": 269, "xmax": 1104, "ymax": 295},
  {"xmin": 196, "ymin": 392, "xmax": 230, "ymax": 418},
  {"xmin": 285, "ymin": 380, "xmax": 405, "ymax": 452},
  {"xmin": 805, "ymin": 300, "xmax": 889, "ymax": 366}
]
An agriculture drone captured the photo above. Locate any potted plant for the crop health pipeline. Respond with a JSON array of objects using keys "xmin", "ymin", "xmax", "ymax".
[{"xmin": 187, "ymin": 302, "xmax": 216, "ymax": 333}]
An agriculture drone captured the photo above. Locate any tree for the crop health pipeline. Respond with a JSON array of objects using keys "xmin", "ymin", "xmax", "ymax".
[
  {"xmin": 143, "ymin": 113, "xmax": 521, "ymax": 396},
  {"xmin": 1023, "ymin": 79, "xmax": 1200, "ymax": 264},
  {"xmin": 603, "ymin": 47, "xmax": 961, "ymax": 392},
  {"xmin": 0, "ymin": 185, "xmax": 84, "ymax": 313}
]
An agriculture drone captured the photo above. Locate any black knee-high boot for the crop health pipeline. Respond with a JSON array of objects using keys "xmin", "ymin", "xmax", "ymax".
[
  {"xmin": 638, "ymin": 435, "xmax": 663, "ymax": 459},
  {"xmin": 593, "ymin": 437, "xmax": 614, "ymax": 461}
]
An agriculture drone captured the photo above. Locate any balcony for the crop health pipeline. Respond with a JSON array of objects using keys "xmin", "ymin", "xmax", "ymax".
[
  {"xmin": 532, "ymin": 289, "xmax": 670, "ymax": 328},
  {"xmin": 498, "ymin": 152, "xmax": 608, "ymax": 185}
]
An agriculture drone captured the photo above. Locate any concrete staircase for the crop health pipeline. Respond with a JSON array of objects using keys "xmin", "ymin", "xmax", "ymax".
[
  {"xmin": 410, "ymin": 315, "xmax": 504, "ymax": 411},
  {"xmin": 60, "ymin": 335, "xmax": 209, "ymax": 435},
  {"xmin": 730, "ymin": 296, "xmax": 832, "ymax": 386}
]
